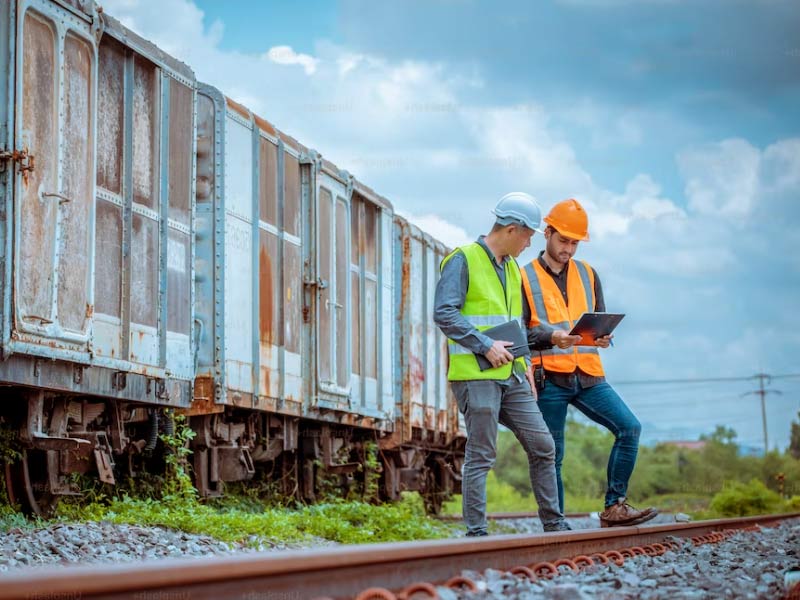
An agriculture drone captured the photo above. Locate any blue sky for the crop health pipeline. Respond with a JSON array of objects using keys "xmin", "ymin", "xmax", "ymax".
[{"xmin": 106, "ymin": 0, "xmax": 800, "ymax": 451}]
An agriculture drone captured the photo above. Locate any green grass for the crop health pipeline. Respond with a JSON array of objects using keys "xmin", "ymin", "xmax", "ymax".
[{"xmin": 53, "ymin": 492, "xmax": 458, "ymax": 546}]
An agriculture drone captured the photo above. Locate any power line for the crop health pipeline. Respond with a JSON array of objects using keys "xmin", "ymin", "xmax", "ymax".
[
  {"xmin": 742, "ymin": 373, "xmax": 782, "ymax": 454},
  {"xmin": 614, "ymin": 373, "xmax": 800, "ymax": 386},
  {"xmin": 612, "ymin": 372, "xmax": 798, "ymax": 451}
]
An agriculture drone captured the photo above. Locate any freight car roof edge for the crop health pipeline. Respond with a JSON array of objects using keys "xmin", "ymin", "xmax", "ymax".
[{"xmin": 199, "ymin": 82, "xmax": 395, "ymax": 214}]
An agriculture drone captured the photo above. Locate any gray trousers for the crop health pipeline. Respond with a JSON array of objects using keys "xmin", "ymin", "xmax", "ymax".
[{"xmin": 452, "ymin": 376, "xmax": 563, "ymax": 534}]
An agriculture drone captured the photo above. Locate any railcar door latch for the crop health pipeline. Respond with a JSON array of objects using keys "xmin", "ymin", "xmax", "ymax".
[
  {"xmin": 304, "ymin": 277, "xmax": 328, "ymax": 290},
  {"xmin": 0, "ymin": 148, "xmax": 35, "ymax": 179}
]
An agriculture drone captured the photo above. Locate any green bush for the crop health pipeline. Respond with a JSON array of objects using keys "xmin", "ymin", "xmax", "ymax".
[{"xmin": 709, "ymin": 479, "xmax": 783, "ymax": 517}]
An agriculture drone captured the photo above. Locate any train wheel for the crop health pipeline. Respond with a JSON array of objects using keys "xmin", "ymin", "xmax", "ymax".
[
  {"xmin": 4, "ymin": 448, "xmax": 58, "ymax": 517},
  {"xmin": 421, "ymin": 464, "xmax": 444, "ymax": 515}
]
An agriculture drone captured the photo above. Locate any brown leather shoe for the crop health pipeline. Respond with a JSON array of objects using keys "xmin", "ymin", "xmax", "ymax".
[{"xmin": 599, "ymin": 498, "xmax": 658, "ymax": 528}]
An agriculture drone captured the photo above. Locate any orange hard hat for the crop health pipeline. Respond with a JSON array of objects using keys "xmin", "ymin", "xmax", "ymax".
[{"xmin": 543, "ymin": 198, "xmax": 590, "ymax": 241}]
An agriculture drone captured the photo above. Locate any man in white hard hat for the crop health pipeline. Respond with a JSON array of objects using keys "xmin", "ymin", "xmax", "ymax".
[{"xmin": 434, "ymin": 193, "xmax": 569, "ymax": 536}]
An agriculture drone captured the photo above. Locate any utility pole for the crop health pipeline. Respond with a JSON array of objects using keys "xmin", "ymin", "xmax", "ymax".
[{"xmin": 743, "ymin": 373, "xmax": 782, "ymax": 455}]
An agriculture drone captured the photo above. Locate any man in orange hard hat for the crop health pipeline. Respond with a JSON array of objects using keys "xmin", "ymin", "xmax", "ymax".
[{"xmin": 520, "ymin": 198, "xmax": 658, "ymax": 527}]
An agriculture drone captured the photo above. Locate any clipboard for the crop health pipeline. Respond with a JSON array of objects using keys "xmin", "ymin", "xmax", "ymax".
[
  {"xmin": 474, "ymin": 320, "xmax": 530, "ymax": 371},
  {"xmin": 568, "ymin": 312, "xmax": 624, "ymax": 346}
]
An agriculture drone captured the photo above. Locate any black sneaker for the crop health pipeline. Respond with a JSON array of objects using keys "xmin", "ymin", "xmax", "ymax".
[
  {"xmin": 465, "ymin": 530, "xmax": 488, "ymax": 537},
  {"xmin": 543, "ymin": 520, "xmax": 572, "ymax": 532}
]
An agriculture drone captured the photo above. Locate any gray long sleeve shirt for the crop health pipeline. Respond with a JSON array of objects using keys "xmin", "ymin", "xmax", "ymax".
[
  {"xmin": 434, "ymin": 237, "xmax": 547, "ymax": 381},
  {"xmin": 434, "ymin": 237, "xmax": 505, "ymax": 356}
]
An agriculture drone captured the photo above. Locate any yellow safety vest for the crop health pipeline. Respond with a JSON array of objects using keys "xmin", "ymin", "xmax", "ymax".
[
  {"xmin": 521, "ymin": 258, "xmax": 605, "ymax": 376},
  {"xmin": 441, "ymin": 243, "xmax": 527, "ymax": 381}
]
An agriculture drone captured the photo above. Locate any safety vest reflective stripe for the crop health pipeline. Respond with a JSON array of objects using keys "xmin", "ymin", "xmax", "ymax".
[
  {"xmin": 573, "ymin": 260, "xmax": 595, "ymax": 314},
  {"xmin": 540, "ymin": 345, "xmax": 600, "ymax": 357},
  {"xmin": 442, "ymin": 243, "xmax": 527, "ymax": 381},
  {"xmin": 522, "ymin": 257, "xmax": 605, "ymax": 377}
]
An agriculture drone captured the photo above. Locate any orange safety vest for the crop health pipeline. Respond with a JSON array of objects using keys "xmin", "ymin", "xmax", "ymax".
[{"xmin": 521, "ymin": 258, "xmax": 605, "ymax": 376}]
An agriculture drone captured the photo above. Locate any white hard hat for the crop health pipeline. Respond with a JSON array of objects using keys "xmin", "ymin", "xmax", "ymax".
[{"xmin": 492, "ymin": 192, "xmax": 544, "ymax": 233}]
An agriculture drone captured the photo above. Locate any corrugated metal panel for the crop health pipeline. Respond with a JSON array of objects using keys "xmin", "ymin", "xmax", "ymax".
[
  {"xmin": 164, "ymin": 76, "xmax": 195, "ymax": 380},
  {"xmin": 0, "ymin": 0, "xmax": 195, "ymax": 407},
  {"xmin": 424, "ymin": 244, "xmax": 437, "ymax": 430},
  {"xmin": 128, "ymin": 53, "xmax": 160, "ymax": 367},
  {"xmin": 17, "ymin": 11, "xmax": 58, "ymax": 334},
  {"xmin": 393, "ymin": 215, "xmax": 461, "ymax": 443},
  {"xmin": 223, "ymin": 111, "xmax": 254, "ymax": 394},
  {"xmin": 409, "ymin": 235, "xmax": 426, "ymax": 429},
  {"xmin": 346, "ymin": 191, "xmax": 386, "ymax": 418},
  {"xmin": 58, "ymin": 32, "xmax": 93, "ymax": 334},
  {"xmin": 12, "ymin": 5, "xmax": 96, "ymax": 358},
  {"xmin": 1, "ymin": 0, "xmax": 14, "ymax": 354},
  {"xmin": 94, "ymin": 36, "xmax": 124, "ymax": 358},
  {"xmin": 258, "ymin": 227, "xmax": 280, "ymax": 399},
  {"xmin": 93, "ymin": 35, "xmax": 126, "ymax": 365},
  {"xmin": 380, "ymin": 209, "xmax": 394, "ymax": 416},
  {"xmin": 315, "ymin": 171, "xmax": 351, "ymax": 404},
  {"xmin": 193, "ymin": 87, "xmax": 219, "ymax": 381}
]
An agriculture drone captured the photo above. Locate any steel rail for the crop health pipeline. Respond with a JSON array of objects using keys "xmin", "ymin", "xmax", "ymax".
[
  {"xmin": 438, "ymin": 510, "xmax": 592, "ymax": 520},
  {"xmin": 1, "ymin": 513, "xmax": 797, "ymax": 600}
]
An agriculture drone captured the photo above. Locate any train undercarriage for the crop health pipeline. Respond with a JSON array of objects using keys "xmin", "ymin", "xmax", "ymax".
[{"xmin": 1, "ymin": 390, "xmax": 463, "ymax": 517}]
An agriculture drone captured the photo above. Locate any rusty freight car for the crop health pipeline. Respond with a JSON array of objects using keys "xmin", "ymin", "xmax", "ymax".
[{"xmin": 0, "ymin": 0, "xmax": 464, "ymax": 515}]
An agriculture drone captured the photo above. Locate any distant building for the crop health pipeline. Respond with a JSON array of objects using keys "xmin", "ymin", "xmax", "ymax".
[{"xmin": 662, "ymin": 440, "xmax": 708, "ymax": 451}]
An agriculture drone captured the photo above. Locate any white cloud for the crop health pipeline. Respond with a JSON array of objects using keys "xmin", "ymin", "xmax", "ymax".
[
  {"xmin": 264, "ymin": 46, "xmax": 319, "ymax": 75},
  {"xmin": 677, "ymin": 138, "xmax": 761, "ymax": 218},
  {"xmin": 761, "ymin": 138, "xmax": 800, "ymax": 193},
  {"xmin": 398, "ymin": 213, "xmax": 472, "ymax": 250},
  {"xmin": 469, "ymin": 105, "xmax": 596, "ymax": 199},
  {"xmin": 103, "ymin": 0, "xmax": 223, "ymax": 60}
]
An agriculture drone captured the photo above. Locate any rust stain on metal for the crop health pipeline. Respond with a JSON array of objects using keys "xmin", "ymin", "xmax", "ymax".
[
  {"xmin": 225, "ymin": 96, "xmax": 251, "ymax": 120},
  {"xmin": 277, "ymin": 131, "xmax": 305, "ymax": 154},
  {"xmin": 192, "ymin": 376, "xmax": 214, "ymax": 401},
  {"xmin": 230, "ymin": 393, "xmax": 254, "ymax": 409},
  {"xmin": 409, "ymin": 355, "xmax": 425, "ymax": 397},
  {"xmin": 253, "ymin": 114, "xmax": 276, "ymax": 137},
  {"xmin": 184, "ymin": 378, "xmax": 224, "ymax": 416},
  {"xmin": 436, "ymin": 409, "xmax": 447, "ymax": 433},
  {"xmin": 399, "ymin": 228, "xmax": 413, "ymax": 443},
  {"xmin": 258, "ymin": 243, "xmax": 274, "ymax": 345}
]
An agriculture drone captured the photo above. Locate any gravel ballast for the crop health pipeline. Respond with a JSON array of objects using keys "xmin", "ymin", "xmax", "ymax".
[
  {"xmin": 0, "ymin": 521, "xmax": 335, "ymax": 572},
  {"xmin": 2, "ymin": 516, "xmax": 797, "ymax": 599},
  {"xmin": 441, "ymin": 519, "xmax": 800, "ymax": 600}
]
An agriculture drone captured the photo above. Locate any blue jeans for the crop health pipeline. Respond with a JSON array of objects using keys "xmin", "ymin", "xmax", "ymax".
[
  {"xmin": 451, "ymin": 377, "xmax": 564, "ymax": 535},
  {"xmin": 537, "ymin": 379, "xmax": 641, "ymax": 511}
]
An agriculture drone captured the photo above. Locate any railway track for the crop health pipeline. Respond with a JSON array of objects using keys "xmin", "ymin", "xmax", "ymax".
[
  {"xmin": 438, "ymin": 510, "xmax": 592, "ymax": 520},
  {"xmin": 1, "ymin": 513, "xmax": 797, "ymax": 600}
]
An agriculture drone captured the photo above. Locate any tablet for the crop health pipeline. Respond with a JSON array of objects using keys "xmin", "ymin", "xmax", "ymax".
[
  {"xmin": 474, "ymin": 320, "xmax": 530, "ymax": 371},
  {"xmin": 568, "ymin": 312, "xmax": 625, "ymax": 345}
]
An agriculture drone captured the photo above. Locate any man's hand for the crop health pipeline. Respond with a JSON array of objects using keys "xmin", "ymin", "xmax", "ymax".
[
  {"xmin": 525, "ymin": 364, "xmax": 538, "ymax": 399},
  {"xmin": 552, "ymin": 329, "xmax": 582, "ymax": 349},
  {"xmin": 485, "ymin": 340, "xmax": 514, "ymax": 368},
  {"xmin": 594, "ymin": 334, "xmax": 613, "ymax": 348}
]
